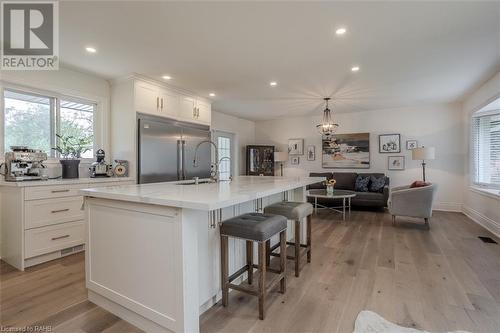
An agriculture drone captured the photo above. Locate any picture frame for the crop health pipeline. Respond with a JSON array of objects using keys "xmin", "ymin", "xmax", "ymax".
[
  {"xmin": 388, "ymin": 156, "xmax": 405, "ymax": 170},
  {"xmin": 406, "ymin": 140, "xmax": 418, "ymax": 150},
  {"xmin": 379, "ymin": 134, "xmax": 401, "ymax": 153},
  {"xmin": 288, "ymin": 138, "xmax": 304, "ymax": 155},
  {"xmin": 322, "ymin": 133, "xmax": 370, "ymax": 168},
  {"xmin": 291, "ymin": 156, "xmax": 300, "ymax": 165},
  {"xmin": 307, "ymin": 145, "xmax": 315, "ymax": 161}
]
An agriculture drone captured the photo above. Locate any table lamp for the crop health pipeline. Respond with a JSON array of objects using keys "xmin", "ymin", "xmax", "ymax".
[
  {"xmin": 274, "ymin": 151, "xmax": 288, "ymax": 176},
  {"xmin": 412, "ymin": 146, "xmax": 435, "ymax": 182}
]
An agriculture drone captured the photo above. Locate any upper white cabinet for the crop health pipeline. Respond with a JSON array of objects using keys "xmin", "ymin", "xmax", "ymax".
[
  {"xmin": 133, "ymin": 79, "xmax": 210, "ymax": 126},
  {"xmin": 179, "ymin": 95, "xmax": 197, "ymax": 121},
  {"xmin": 196, "ymin": 100, "xmax": 211, "ymax": 125},
  {"xmin": 134, "ymin": 81, "xmax": 180, "ymax": 119}
]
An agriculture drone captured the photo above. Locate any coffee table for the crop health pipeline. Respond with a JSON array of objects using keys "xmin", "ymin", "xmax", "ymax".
[{"xmin": 306, "ymin": 189, "xmax": 356, "ymax": 221}]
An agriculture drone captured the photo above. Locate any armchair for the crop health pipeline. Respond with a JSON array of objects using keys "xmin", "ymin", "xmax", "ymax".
[{"xmin": 388, "ymin": 183, "xmax": 436, "ymax": 228}]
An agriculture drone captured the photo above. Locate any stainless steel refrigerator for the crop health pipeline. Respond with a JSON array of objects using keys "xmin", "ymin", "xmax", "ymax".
[{"xmin": 137, "ymin": 114, "xmax": 212, "ymax": 184}]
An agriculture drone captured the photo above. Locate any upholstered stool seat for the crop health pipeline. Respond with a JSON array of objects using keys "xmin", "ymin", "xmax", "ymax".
[
  {"xmin": 263, "ymin": 201, "xmax": 313, "ymax": 221},
  {"xmin": 264, "ymin": 201, "xmax": 313, "ymax": 277},
  {"xmin": 220, "ymin": 212, "xmax": 287, "ymax": 320},
  {"xmin": 220, "ymin": 212, "xmax": 287, "ymax": 241}
]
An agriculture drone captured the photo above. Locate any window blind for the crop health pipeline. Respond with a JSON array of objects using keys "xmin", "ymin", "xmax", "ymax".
[{"xmin": 472, "ymin": 111, "xmax": 500, "ymax": 187}]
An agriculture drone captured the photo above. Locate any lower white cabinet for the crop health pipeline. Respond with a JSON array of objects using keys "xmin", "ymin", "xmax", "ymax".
[
  {"xmin": 0, "ymin": 179, "xmax": 134, "ymax": 270},
  {"xmin": 25, "ymin": 196, "xmax": 84, "ymax": 229},
  {"xmin": 25, "ymin": 221, "xmax": 85, "ymax": 258}
]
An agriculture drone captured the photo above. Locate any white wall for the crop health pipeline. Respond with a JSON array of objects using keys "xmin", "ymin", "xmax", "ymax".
[
  {"xmin": 462, "ymin": 71, "xmax": 500, "ymax": 237},
  {"xmin": 211, "ymin": 111, "xmax": 256, "ymax": 175},
  {"xmin": 255, "ymin": 103, "xmax": 465, "ymax": 211}
]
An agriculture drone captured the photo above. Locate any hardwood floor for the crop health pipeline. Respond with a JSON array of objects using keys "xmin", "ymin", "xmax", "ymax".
[{"xmin": 1, "ymin": 211, "xmax": 499, "ymax": 332}]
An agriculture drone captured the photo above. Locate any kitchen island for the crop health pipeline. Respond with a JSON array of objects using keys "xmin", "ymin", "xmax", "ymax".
[{"xmin": 81, "ymin": 176, "xmax": 323, "ymax": 333}]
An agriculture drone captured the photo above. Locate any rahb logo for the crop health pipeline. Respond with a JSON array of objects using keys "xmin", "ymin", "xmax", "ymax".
[{"xmin": 1, "ymin": 1, "xmax": 59, "ymax": 70}]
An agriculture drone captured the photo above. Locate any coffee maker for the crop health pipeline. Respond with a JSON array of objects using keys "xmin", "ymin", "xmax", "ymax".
[
  {"xmin": 89, "ymin": 149, "xmax": 112, "ymax": 178},
  {"xmin": 1, "ymin": 146, "xmax": 49, "ymax": 181}
]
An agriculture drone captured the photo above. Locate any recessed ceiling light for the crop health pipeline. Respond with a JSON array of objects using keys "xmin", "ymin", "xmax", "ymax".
[
  {"xmin": 335, "ymin": 27, "xmax": 347, "ymax": 35},
  {"xmin": 162, "ymin": 75, "xmax": 172, "ymax": 80},
  {"xmin": 85, "ymin": 46, "xmax": 97, "ymax": 53},
  {"xmin": 351, "ymin": 66, "xmax": 360, "ymax": 72},
  {"xmin": 269, "ymin": 81, "xmax": 278, "ymax": 87},
  {"xmin": 209, "ymin": 93, "xmax": 216, "ymax": 97}
]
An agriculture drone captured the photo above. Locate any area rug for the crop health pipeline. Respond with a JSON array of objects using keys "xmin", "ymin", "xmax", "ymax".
[{"xmin": 353, "ymin": 310, "xmax": 471, "ymax": 333}]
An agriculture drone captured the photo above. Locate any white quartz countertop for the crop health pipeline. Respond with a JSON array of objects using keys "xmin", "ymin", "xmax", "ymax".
[
  {"xmin": 0, "ymin": 177, "xmax": 135, "ymax": 187},
  {"xmin": 81, "ymin": 176, "xmax": 325, "ymax": 210}
]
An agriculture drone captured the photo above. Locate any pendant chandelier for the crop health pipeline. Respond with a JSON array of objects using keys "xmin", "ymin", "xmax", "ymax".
[{"xmin": 316, "ymin": 97, "xmax": 339, "ymax": 137}]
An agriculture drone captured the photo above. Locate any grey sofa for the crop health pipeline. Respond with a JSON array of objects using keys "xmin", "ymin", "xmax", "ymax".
[
  {"xmin": 388, "ymin": 183, "xmax": 437, "ymax": 228},
  {"xmin": 307, "ymin": 172, "xmax": 390, "ymax": 209}
]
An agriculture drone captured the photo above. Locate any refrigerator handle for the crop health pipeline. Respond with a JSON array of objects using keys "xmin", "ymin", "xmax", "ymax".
[
  {"xmin": 181, "ymin": 140, "xmax": 187, "ymax": 180},
  {"xmin": 177, "ymin": 140, "xmax": 182, "ymax": 180}
]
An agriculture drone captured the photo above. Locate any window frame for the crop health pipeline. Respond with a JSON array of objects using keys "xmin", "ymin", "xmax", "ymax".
[
  {"xmin": 212, "ymin": 130, "xmax": 235, "ymax": 180},
  {"xmin": 471, "ymin": 108, "xmax": 500, "ymax": 190},
  {"xmin": 1, "ymin": 82, "xmax": 102, "ymax": 163}
]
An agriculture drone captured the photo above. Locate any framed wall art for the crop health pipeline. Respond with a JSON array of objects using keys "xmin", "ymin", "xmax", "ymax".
[
  {"xmin": 288, "ymin": 138, "xmax": 304, "ymax": 155},
  {"xmin": 406, "ymin": 140, "xmax": 418, "ymax": 150},
  {"xmin": 322, "ymin": 133, "xmax": 370, "ymax": 168},
  {"xmin": 307, "ymin": 145, "xmax": 315, "ymax": 161},
  {"xmin": 379, "ymin": 134, "xmax": 401, "ymax": 153},
  {"xmin": 388, "ymin": 156, "xmax": 405, "ymax": 170}
]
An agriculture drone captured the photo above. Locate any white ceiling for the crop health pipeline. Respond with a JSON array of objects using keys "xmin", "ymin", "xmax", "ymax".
[{"xmin": 59, "ymin": 1, "xmax": 500, "ymax": 121}]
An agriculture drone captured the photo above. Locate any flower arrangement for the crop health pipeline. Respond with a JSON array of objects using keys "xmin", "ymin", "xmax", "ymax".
[{"xmin": 326, "ymin": 179, "xmax": 336, "ymax": 195}]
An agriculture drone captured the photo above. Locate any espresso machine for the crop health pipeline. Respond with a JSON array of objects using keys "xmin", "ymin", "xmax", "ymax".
[{"xmin": 1, "ymin": 146, "xmax": 49, "ymax": 181}]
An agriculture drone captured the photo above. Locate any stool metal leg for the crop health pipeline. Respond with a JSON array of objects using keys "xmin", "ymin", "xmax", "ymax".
[
  {"xmin": 258, "ymin": 241, "xmax": 266, "ymax": 320},
  {"xmin": 307, "ymin": 215, "xmax": 312, "ymax": 263},
  {"xmin": 246, "ymin": 240, "xmax": 253, "ymax": 285},
  {"xmin": 294, "ymin": 219, "xmax": 301, "ymax": 277},
  {"xmin": 279, "ymin": 230, "xmax": 286, "ymax": 293},
  {"xmin": 221, "ymin": 235, "xmax": 229, "ymax": 307}
]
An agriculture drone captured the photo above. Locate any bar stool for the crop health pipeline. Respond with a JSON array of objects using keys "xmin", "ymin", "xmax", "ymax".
[
  {"xmin": 264, "ymin": 201, "xmax": 313, "ymax": 277},
  {"xmin": 220, "ymin": 212, "xmax": 287, "ymax": 320}
]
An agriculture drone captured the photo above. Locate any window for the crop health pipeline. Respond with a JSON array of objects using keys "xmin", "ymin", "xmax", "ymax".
[
  {"xmin": 3, "ymin": 89, "xmax": 96, "ymax": 158},
  {"xmin": 215, "ymin": 131, "xmax": 235, "ymax": 181},
  {"xmin": 4, "ymin": 90, "xmax": 53, "ymax": 154},
  {"xmin": 59, "ymin": 99, "xmax": 95, "ymax": 158},
  {"xmin": 472, "ymin": 111, "xmax": 500, "ymax": 188}
]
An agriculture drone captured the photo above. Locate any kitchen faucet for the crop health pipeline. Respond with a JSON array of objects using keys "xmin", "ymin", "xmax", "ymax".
[
  {"xmin": 193, "ymin": 140, "xmax": 219, "ymax": 182},
  {"xmin": 218, "ymin": 156, "xmax": 233, "ymax": 181}
]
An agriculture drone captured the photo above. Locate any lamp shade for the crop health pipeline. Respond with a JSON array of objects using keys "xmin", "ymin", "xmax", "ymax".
[
  {"xmin": 412, "ymin": 147, "xmax": 435, "ymax": 160},
  {"xmin": 274, "ymin": 151, "xmax": 288, "ymax": 162}
]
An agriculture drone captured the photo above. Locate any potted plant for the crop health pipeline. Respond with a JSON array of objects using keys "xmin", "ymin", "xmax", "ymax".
[{"xmin": 53, "ymin": 134, "xmax": 92, "ymax": 179}]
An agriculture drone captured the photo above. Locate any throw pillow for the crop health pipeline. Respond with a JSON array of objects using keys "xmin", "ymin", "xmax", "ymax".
[
  {"xmin": 354, "ymin": 175, "xmax": 370, "ymax": 192},
  {"xmin": 410, "ymin": 180, "xmax": 429, "ymax": 188},
  {"xmin": 369, "ymin": 176, "xmax": 386, "ymax": 193}
]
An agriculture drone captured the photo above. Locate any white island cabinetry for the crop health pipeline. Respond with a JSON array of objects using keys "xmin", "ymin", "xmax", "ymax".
[{"xmin": 82, "ymin": 176, "xmax": 323, "ymax": 333}]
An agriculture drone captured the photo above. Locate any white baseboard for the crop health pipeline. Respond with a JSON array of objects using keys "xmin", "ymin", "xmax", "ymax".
[
  {"xmin": 433, "ymin": 202, "xmax": 462, "ymax": 212},
  {"xmin": 462, "ymin": 205, "xmax": 500, "ymax": 238}
]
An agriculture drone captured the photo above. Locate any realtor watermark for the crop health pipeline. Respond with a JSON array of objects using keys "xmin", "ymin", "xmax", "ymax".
[{"xmin": 1, "ymin": 1, "xmax": 59, "ymax": 70}]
